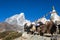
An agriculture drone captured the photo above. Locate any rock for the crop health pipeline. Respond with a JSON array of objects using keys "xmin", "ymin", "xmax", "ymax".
[{"xmin": 22, "ymin": 32, "xmax": 29, "ymax": 39}]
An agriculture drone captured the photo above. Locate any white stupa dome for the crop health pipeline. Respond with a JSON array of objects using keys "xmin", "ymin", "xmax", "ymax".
[{"xmin": 51, "ymin": 6, "xmax": 60, "ymax": 23}]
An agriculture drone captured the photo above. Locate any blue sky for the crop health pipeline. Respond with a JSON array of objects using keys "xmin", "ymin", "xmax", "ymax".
[{"xmin": 0, "ymin": 0, "xmax": 60, "ymax": 22}]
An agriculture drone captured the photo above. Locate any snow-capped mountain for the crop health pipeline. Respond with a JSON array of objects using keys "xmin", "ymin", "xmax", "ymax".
[
  {"xmin": 5, "ymin": 13, "xmax": 31, "ymax": 26},
  {"xmin": 5, "ymin": 6, "xmax": 60, "ymax": 26},
  {"xmin": 37, "ymin": 16, "xmax": 48, "ymax": 24}
]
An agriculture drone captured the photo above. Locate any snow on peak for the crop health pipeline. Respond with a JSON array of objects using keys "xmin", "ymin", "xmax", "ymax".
[
  {"xmin": 5, "ymin": 13, "xmax": 31, "ymax": 26},
  {"xmin": 37, "ymin": 17, "xmax": 48, "ymax": 24}
]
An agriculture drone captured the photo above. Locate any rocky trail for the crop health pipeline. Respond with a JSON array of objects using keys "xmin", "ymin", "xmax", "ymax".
[
  {"xmin": 14, "ymin": 32, "xmax": 60, "ymax": 40},
  {"xmin": 0, "ymin": 32, "xmax": 60, "ymax": 40}
]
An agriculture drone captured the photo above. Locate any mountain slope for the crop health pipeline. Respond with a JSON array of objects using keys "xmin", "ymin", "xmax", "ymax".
[{"xmin": 5, "ymin": 13, "xmax": 31, "ymax": 26}]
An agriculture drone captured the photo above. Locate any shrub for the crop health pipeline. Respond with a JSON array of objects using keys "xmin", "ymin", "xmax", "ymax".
[
  {"xmin": 0, "ymin": 31, "xmax": 12, "ymax": 38},
  {"xmin": 3, "ymin": 31, "xmax": 22, "ymax": 40}
]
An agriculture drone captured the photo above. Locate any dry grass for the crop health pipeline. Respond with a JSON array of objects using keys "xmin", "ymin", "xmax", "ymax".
[{"xmin": 0, "ymin": 31, "xmax": 22, "ymax": 40}]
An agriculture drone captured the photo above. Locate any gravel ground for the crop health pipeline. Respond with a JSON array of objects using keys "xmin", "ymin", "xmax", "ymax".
[
  {"xmin": 14, "ymin": 35, "xmax": 50, "ymax": 40},
  {"xmin": 14, "ymin": 32, "xmax": 60, "ymax": 40},
  {"xmin": 14, "ymin": 32, "xmax": 50, "ymax": 40}
]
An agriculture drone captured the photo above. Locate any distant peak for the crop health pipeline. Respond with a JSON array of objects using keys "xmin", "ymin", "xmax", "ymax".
[
  {"xmin": 5, "ymin": 12, "xmax": 31, "ymax": 26},
  {"xmin": 19, "ymin": 13, "xmax": 24, "ymax": 16}
]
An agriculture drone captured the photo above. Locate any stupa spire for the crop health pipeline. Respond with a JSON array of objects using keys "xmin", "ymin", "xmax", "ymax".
[
  {"xmin": 52, "ymin": 6, "xmax": 56, "ymax": 12},
  {"xmin": 52, "ymin": 6, "xmax": 55, "ymax": 10},
  {"xmin": 50, "ymin": 6, "xmax": 60, "ymax": 23}
]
